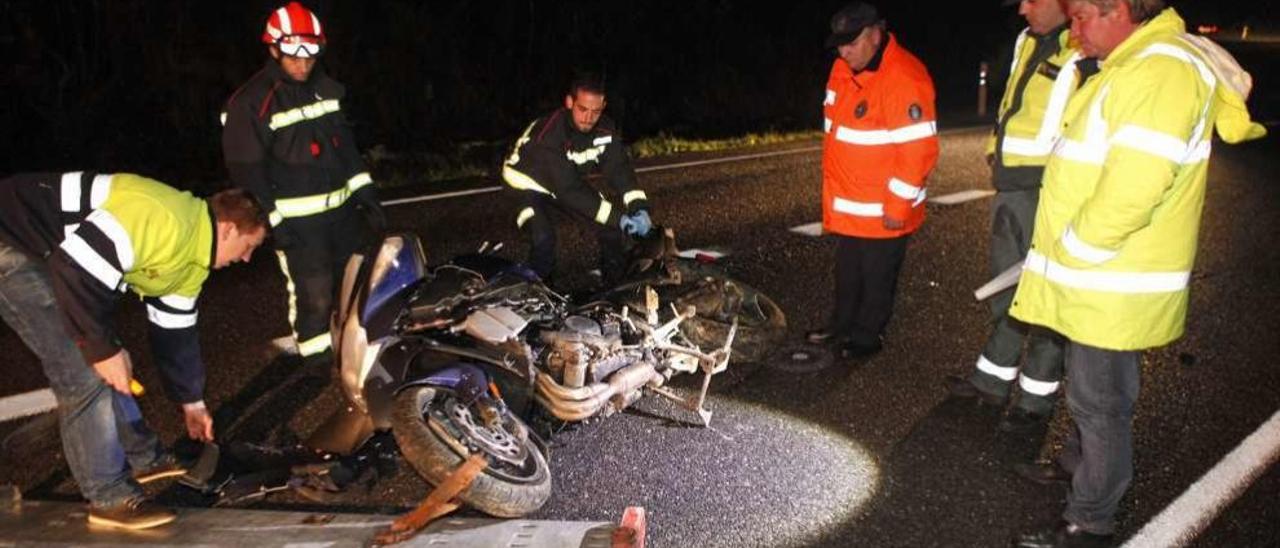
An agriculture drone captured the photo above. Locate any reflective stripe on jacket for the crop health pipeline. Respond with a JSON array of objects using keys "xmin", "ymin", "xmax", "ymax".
[
  {"xmin": 987, "ymin": 27, "xmax": 1083, "ymax": 190},
  {"xmin": 822, "ymin": 34, "xmax": 939, "ymax": 238},
  {"xmin": 501, "ymin": 108, "xmax": 648, "ymax": 228},
  {"xmin": 0, "ymin": 172, "xmax": 212, "ymax": 403},
  {"xmin": 1009, "ymin": 9, "xmax": 1265, "ymax": 350},
  {"xmin": 222, "ymin": 61, "xmax": 374, "ymax": 227}
]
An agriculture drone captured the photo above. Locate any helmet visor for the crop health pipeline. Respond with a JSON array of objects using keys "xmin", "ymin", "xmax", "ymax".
[{"xmin": 278, "ymin": 35, "xmax": 322, "ymax": 58}]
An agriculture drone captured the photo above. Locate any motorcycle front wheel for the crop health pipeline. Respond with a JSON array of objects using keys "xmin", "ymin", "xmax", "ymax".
[{"xmin": 390, "ymin": 385, "xmax": 551, "ymax": 517}]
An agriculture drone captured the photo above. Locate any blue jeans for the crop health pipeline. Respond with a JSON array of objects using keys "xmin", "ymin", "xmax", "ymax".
[
  {"xmin": 1058, "ymin": 341, "xmax": 1140, "ymax": 535},
  {"xmin": 0, "ymin": 240, "xmax": 162, "ymax": 506}
]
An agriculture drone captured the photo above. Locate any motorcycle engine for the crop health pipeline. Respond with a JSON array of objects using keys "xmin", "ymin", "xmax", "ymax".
[{"xmin": 540, "ymin": 314, "xmax": 626, "ymax": 388}]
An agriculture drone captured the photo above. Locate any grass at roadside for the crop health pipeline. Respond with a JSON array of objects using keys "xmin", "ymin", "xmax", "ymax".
[{"xmin": 368, "ymin": 130, "xmax": 823, "ymax": 188}]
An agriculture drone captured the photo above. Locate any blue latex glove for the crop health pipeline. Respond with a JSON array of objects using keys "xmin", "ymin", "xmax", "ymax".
[{"xmin": 620, "ymin": 210, "xmax": 652, "ymax": 237}]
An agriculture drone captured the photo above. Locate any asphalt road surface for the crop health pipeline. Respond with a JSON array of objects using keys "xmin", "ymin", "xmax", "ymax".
[{"xmin": 2, "ymin": 127, "xmax": 1277, "ymax": 547}]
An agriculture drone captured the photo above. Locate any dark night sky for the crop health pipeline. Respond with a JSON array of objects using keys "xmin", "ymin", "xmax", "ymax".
[{"xmin": 1, "ymin": 0, "xmax": 1275, "ymax": 186}]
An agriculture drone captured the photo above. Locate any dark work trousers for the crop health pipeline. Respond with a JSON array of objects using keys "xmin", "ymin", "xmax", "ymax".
[
  {"xmin": 827, "ymin": 233, "xmax": 910, "ymax": 347},
  {"xmin": 513, "ymin": 190, "xmax": 626, "ymax": 287},
  {"xmin": 968, "ymin": 189, "xmax": 1065, "ymax": 415},
  {"xmin": 1056, "ymin": 341, "xmax": 1140, "ymax": 535},
  {"xmin": 274, "ymin": 203, "xmax": 371, "ymax": 359}
]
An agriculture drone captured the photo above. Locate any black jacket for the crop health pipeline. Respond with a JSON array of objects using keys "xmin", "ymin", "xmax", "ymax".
[
  {"xmin": 501, "ymin": 108, "xmax": 649, "ymax": 227},
  {"xmin": 222, "ymin": 60, "xmax": 372, "ymax": 226}
]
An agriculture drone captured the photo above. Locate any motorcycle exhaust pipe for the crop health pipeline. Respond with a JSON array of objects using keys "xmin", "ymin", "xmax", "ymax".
[{"xmin": 534, "ymin": 362, "xmax": 660, "ymax": 421}]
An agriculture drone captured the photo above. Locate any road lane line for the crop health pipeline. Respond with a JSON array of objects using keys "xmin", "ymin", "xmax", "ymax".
[
  {"xmin": 381, "ymin": 147, "xmax": 822, "ymax": 207},
  {"xmin": 1123, "ymin": 409, "xmax": 1280, "ymax": 547},
  {"xmin": 790, "ymin": 187, "xmax": 996, "ymax": 238},
  {"xmin": 790, "ymin": 222, "xmax": 824, "ymax": 237},
  {"xmin": 929, "ymin": 189, "xmax": 997, "ymax": 205},
  {"xmin": 0, "ymin": 389, "xmax": 57, "ymax": 423}
]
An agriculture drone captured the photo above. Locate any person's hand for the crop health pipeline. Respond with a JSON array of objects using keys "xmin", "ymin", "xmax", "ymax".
[
  {"xmin": 353, "ymin": 188, "xmax": 387, "ymax": 233},
  {"xmin": 620, "ymin": 210, "xmax": 652, "ymax": 237},
  {"xmin": 93, "ymin": 350, "xmax": 134, "ymax": 394},
  {"xmin": 882, "ymin": 216, "xmax": 906, "ymax": 231},
  {"xmin": 182, "ymin": 402, "xmax": 214, "ymax": 442}
]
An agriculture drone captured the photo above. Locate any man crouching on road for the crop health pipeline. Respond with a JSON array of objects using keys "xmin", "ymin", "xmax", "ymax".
[
  {"xmin": 1008, "ymin": 0, "xmax": 1266, "ymax": 545},
  {"xmin": 0, "ymin": 172, "xmax": 268, "ymax": 530}
]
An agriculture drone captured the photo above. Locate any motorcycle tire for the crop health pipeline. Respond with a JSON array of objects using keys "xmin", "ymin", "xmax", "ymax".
[
  {"xmin": 390, "ymin": 385, "xmax": 551, "ymax": 517},
  {"xmin": 680, "ymin": 278, "xmax": 787, "ymax": 363}
]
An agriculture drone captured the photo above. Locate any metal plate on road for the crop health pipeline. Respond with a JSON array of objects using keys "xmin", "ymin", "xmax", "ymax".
[
  {"xmin": 768, "ymin": 344, "xmax": 835, "ymax": 373},
  {"xmin": 0, "ymin": 499, "xmax": 615, "ymax": 547}
]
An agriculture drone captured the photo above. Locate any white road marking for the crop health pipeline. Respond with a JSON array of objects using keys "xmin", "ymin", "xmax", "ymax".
[
  {"xmin": 1123, "ymin": 409, "xmax": 1280, "ymax": 547},
  {"xmin": 790, "ymin": 190, "xmax": 996, "ymax": 239},
  {"xmin": 929, "ymin": 189, "xmax": 997, "ymax": 205},
  {"xmin": 0, "ymin": 389, "xmax": 56, "ymax": 423},
  {"xmin": 380, "ymin": 147, "xmax": 822, "ymax": 207},
  {"xmin": 790, "ymin": 222, "xmax": 824, "ymax": 237},
  {"xmin": 677, "ymin": 248, "xmax": 728, "ymax": 260}
]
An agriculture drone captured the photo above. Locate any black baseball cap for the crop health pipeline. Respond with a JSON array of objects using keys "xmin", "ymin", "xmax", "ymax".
[
  {"xmin": 1003, "ymin": 0, "xmax": 1022, "ymax": 6},
  {"xmin": 825, "ymin": 2, "xmax": 883, "ymax": 48}
]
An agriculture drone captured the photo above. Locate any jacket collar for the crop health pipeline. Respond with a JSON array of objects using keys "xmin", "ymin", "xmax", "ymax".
[
  {"xmin": 1100, "ymin": 8, "xmax": 1182, "ymax": 67},
  {"xmin": 201, "ymin": 204, "xmax": 215, "ymax": 271}
]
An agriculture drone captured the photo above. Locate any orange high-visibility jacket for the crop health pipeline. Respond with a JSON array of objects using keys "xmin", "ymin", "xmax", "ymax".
[{"xmin": 822, "ymin": 34, "xmax": 939, "ymax": 238}]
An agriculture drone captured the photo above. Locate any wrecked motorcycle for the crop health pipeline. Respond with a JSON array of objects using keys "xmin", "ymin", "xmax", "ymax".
[{"xmin": 303, "ymin": 229, "xmax": 782, "ymax": 517}]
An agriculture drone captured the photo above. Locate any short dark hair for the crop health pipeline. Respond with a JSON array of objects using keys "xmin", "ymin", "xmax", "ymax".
[
  {"xmin": 569, "ymin": 72, "xmax": 606, "ymax": 98},
  {"xmin": 209, "ymin": 188, "xmax": 268, "ymax": 233},
  {"xmin": 1067, "ymin": 0, "xmax": 1165, "ymax": 23}
]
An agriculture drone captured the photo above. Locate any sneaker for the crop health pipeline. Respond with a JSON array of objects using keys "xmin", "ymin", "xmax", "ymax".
[
  {"xmin": 133, "ymin": 453, "xmax": 187, "ymax": 484},
  {"xmin": 88, "ymin": 497, "xmax": 177, "ymax": 530}
]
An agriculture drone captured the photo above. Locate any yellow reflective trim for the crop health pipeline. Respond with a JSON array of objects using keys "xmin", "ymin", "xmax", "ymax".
[
  {"xmin": 502, "ymin": 166, "xmax": 554, "ymax": 195},
  {"xmin": 594, "ymin": 199, "xmax": 613, "ymax": 225},
  {"xmin": 275, "ymin": 187, "xmax": 353, "ymax": 218},
  {"xmin": 268, "ymin": 99, "xmax": 341, "ymax": 131},
  {"xmin": 347, "ymin": 172, "xmax": 373, "ymax": 192},
  {"xmin": 268, "ymin": 210, "xmax": 284, "ymax": 227},
  {"xmin": 623, "ymin": 190, "xmax": 648, "ymax": 206},
  {"xmin": 515, "ymin": 207, "xmax": 536, "ymax": 229},
  {"xmin": 297, "ymin": 332, "xmax": 332, "ymax": 357},
  {"xmin": 275, "ymin": 251, "xmax": 299, "ymax": 333}
]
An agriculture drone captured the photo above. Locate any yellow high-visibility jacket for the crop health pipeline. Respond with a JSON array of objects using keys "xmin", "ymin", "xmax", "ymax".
[
  {"xmin": 1009, "ymin": 8, "xmax": 1266, "ymax": 350},
  {"xmin": 986, "ymin": 26, "xmax": 1083, "ymax": 190}
]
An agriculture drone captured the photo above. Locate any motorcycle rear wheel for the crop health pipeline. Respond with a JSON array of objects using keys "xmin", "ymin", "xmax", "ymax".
[{"xmin": 390, "ymin": 385, "xmax": 551, "ymax": 517}]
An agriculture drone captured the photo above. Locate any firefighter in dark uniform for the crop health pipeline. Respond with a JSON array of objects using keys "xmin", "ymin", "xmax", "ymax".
[
  {"xmin": 501, "ymin": 73, "xmax": 653, "ymax": 288},
  {"xmin": 222, "ymin": 2, "xmax": 384, "ymax": 365},
  {"xmin": 0, "ymin": 172, "xmax": 267, "ymax": 529}
]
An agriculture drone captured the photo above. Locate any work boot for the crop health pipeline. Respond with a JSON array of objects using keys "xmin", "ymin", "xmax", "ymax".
[
  {"xmin": 839, "ymin": 339, "xmax": 882, "ymax": 359},
  {"xmin": 88, "ymin": 496, "xmax": 177, "ymax": 530},
  {"xmin": 132, "ymin": 453, "xmax": 187, "ymax": 484},
  {"xmin": 944, "ymin": 374, "xmax": 1006, "ymax": 406},
  {"xmin": 1012, "ymin": 461, "xmax": 1073, "ymax": 486},
  {"xmin": 999, "ymin": 407, "xmax": 1048, "ymax": 434}
]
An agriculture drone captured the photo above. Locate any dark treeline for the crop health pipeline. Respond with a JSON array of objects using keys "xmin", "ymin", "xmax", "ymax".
[{"xmin": 0, "ymin": 0, "xmax": 1259, "ymax": 192}]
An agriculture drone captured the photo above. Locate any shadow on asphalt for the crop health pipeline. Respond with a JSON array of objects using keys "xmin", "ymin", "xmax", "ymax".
[
  {"xmin": 213, "ymin": 355, "xmax": 331, "ymax": 444},
  {"xmin": 820, "ymin": 395, "xmax": 1070, "ymax": 546}
]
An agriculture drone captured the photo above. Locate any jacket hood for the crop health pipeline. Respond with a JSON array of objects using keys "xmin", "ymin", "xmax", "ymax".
[
  {"xmin": 1115, "ymin": 9, "xmax": 1266, "ymax": 144},
  {"xmin": 1179, "ymin": 32, "xmax": 1268, "ymax": 144}
]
